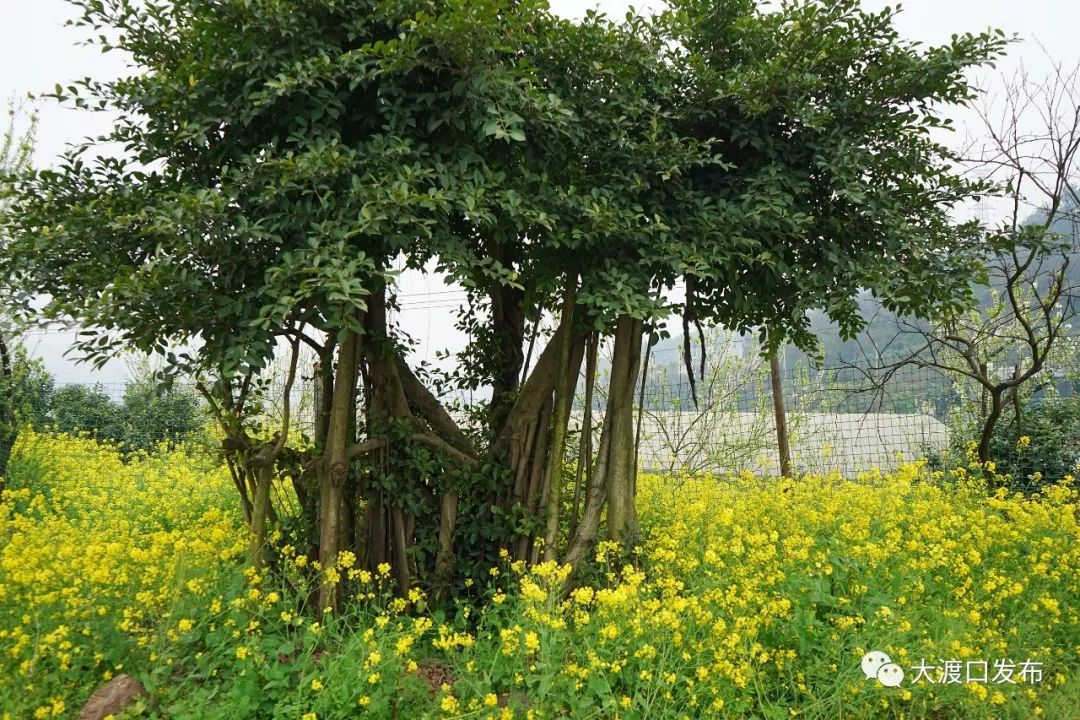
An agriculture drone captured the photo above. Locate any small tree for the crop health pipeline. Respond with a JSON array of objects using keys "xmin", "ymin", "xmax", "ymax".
[
  {"xmin": 629, "ymin": 330, "xmax": 778, "ymax": 476},
  {"xmin": 868, "ymin": 61, "xmax": 1080, "ymax": 468},
  {"xmin": 51, "ymin": 384, "xmax": 122, "ymax": 439}
]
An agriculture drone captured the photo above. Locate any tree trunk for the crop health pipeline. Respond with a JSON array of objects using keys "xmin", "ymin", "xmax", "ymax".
[
  {"xmin": 248, "ymin": 461, "xmax": 274, "ymax": 566},
  {"xmin": 394, "ymin": 354, "xmax": 478, "ymax": 589},
  {"xmin": 563, "ymin": 399, "xmax": 613, "ymax": 566},
  {"xmin": 1009, "ymin": 365, "xmax": 1023, "ymax": 439},
  {"xmin": 978, "ymin": 390, "xmax": 1004, "ymax": 467},
  {"xmin": 314, "ymin": 359, "xmax": 334, "ymax": 449},
  {"xmin": 769, "ymin": 352, "xmax": 793, "ymax": 478},
  {"xmin": 435, "ymin": 491, "xmax": 458, "ymax": 588},
  {"xmin": 541, "ymin": 281, "xmax": 578, "ymax": 561},
  {"xmin": 519, "ymin": 397, "xmax": 553, "ymax": 563},
  {"xmin": 366, "ymin": 493, "xmax": 388, "ymax": 572},
  {"xmin": 572, "ymin": 333, "xmax": 598, "ymax": 532},
  {"xmin": 362, "ymin": 287, "xmax": 415, "ymax": 594},
  {"xmin": 226, "ymin": 454, "xmax": 255, "ymax": 526},
  {"xmin": 391, "ymin": 504, "xmax": 410, "ymax": 596},
  {"xmin": 563, "ymin": 315, "xmax": 643, "ymax": 563},
  {"xmin": 495, "ymin": 306, "xmax": 586, "ymax": 562},
  {"xmin": 634, "ymin": 329, "xmax": 654, "ymax": 480},
  {"xmin": 487, "ymin": 238, "xmax": 526, "ymax": 438},
  {"xmin": 605, "ymin": 316, "xmax": 643, "ymax": 543},
  {"xmin": 317, "ymin": 327, "xmax": 361, "ymax": 612}
]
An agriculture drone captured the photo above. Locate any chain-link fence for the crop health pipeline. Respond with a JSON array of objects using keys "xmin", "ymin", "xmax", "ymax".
[
  {"xmin": 590, "ymin": 351, "xmax": 1078, "ymax": 482},
  {"xmin": 36, "ymin": 352, "xmax": 1080, "ymax": 482},
  {"xmin": 574, "ymin": 355, "xmax": 956, "ymax": 478}
]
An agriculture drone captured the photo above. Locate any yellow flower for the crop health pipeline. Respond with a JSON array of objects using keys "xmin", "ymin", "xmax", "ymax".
[
  {"xmin": 310, "ymin": 678, "xmax": 324, "ymax": 692},
  {"xmin": 440, "ymin": 694, "xmax": 459, "ymax": 713}
]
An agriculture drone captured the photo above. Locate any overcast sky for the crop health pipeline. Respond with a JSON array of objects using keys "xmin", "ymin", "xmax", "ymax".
[{"xmin": 2, "ymin": 0, "xmax": 1078, "ymax": 385}]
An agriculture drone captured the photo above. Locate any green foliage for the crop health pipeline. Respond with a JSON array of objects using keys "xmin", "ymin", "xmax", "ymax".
[
  {"xmin": 0, "ymin": 342, "xmax": 54, "ymax": 477},
  {"xmin": 51, "ymin": 384, "xmax": 121, "ymax": 438},
  {"xmin": 0, "ymin": 0, "xmax": 572, "ymax": 381},
  {"xmin": 665, "ymin": 0, "xmax": 1010, "ymax": 350},
  {"xmin": 0, "ymin": 0, "xmax": 1012, "ymax": 592},
  {"xmin": 119, "ymin": 378, "xmax": 204, "ymax": 449},
  {"xmin": 0, "ymin": 0, "xmax": 1009, "ymax": 373},
  {"xmin": 50, "ymin": 381, "xmax": 204, "ymax": 452},
  {"xmin": 989, "ymin": 395, "xmax": 1080, "ymax": 491}
]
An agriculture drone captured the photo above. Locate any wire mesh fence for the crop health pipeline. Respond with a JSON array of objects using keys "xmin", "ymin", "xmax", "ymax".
[
  {"xmin": 33, "ymin": 353, "xmax": 1080, "ymax": 482},
  {"xmin": 611, "ymin": 352, "xmax": 1076, "ymax": 481},
  {"xmin": 576, "ymin": 355, "xmax": 957, "ymax": 478}
]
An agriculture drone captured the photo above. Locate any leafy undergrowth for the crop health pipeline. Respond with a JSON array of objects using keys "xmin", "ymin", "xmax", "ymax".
[{"xmin": 1, "ymin": 432, "xmax": 1078, "ymax": 719}]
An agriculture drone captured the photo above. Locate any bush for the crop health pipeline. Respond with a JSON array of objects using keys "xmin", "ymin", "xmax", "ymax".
[
  {"xmin": 51, "ymin": 384, "xmax": 122, "ymax": 439},
  {"xmin": 49, "ymin": 381, "xmax": 204, "ymax": 453},
  {"xmin": 931, "ymin": 391, "xmax": 1080, "ymax": 493},
  {"xmin": 117, "ymin": 379, "xmax": 204, "ymax": 451},
  {"xmin": 988, "ymin": 395, "xmax": 1080, "ymax": 491},
  {"xmin": 0, "ymin": 341, "xmax": 53, "ymax": 477}
]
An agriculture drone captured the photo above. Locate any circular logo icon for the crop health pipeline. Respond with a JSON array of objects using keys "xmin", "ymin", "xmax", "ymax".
[
  {"xmin": 861, "ymin": 651, "xmax": 892, "ymax": 680},
  {"xmin": 876, "ymin": 662, "xmax": 905, "ymax": 687}
]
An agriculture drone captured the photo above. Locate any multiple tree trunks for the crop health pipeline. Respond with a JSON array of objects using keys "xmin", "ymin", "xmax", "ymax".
[
  {"xmin": 564, "ymin": 314, "xmax": 644, "ymax": 565},
  {"xmin": 222, "ymin": 284, "xmax": 648, "ymax": 611},
  {"xmin": 309, "ymin": 284, "xmax": 491, "ymax": 609},
  {"xmin": 500, "ymin": 299, "xmax": 589, "ymax": 564},
  {"xmin": 541, "ymin": 281, "xmax": 579, "ymax": 562}
]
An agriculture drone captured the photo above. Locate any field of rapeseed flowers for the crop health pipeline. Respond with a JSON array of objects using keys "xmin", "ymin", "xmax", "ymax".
[
  {"xmin": 0, "ymin": 432, "xmax": 245, "ymax": 718},
  {"xmin": 1, "ymin": 432, "xmax": 1078, "ymax": 719}
]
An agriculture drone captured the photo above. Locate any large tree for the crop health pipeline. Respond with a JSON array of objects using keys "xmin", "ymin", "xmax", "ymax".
[{"xmin": 0, "ymin": 0, "xmax": 1005, "ymax": 607}]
